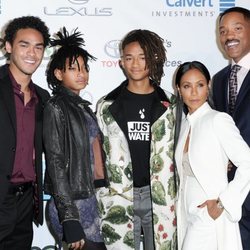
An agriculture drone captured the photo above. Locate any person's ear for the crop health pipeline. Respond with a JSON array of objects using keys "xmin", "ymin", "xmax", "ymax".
[
  {"xmin": 177, "ymin": 87, "xmax": 181, "ymax": 97},
  {"xmin": 208, "ymin": 80, "xmax": 211, "ymax": 94},
  {"xmin": 5, "ymin": 41, "xmax": 12, "ymax": 54},
  {"xmin": 120, "ymin": 58, "xmax": 124, "ymax": 69},
  {"xmin": 208, "ymin": 80, "xmax": 211, "ymax": 89},
  {"xmin": 54, "ymin": 69, "xmax": 63, "ymax": 81}
]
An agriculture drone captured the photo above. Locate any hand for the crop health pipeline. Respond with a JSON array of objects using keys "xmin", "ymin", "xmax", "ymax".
[
  {"xmin": 198, "ymin": 199, "xmax": 223, "ymax": 220},
  {"xmin": 68, "ymin": 239, "xmax": 85, "ymax": 250}
]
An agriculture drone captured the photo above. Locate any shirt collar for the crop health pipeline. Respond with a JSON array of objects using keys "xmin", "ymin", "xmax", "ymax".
[
  {"xmin": 232, "ymin": 51, "xmax": 250, "ymax": 71},
  {"xmin": 8, "ymin": 67, "xmax": 34, "ymax": 91},
  {"xmin": 8, "ymin": 67, "xmax": 37, "ymax": 103}
]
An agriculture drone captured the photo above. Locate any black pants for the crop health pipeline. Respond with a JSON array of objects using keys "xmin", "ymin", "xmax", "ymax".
[{"xmin": 0, "ymin": 184, "xmax": 33, "ymax": 250}]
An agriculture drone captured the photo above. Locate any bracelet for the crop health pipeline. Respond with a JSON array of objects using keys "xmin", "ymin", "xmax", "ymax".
[{"xmin": 216, "ymin": 198, "xmax": 224, "ymax": 210}]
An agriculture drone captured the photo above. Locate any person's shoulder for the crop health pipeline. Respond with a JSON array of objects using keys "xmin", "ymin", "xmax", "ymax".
[
  {"xmin": 209, "ymin": 109, "xmax": 235, "ymax": 129},
  {"xmin": 156, "ymin": 86, "xmax": 176, "ymax": 105},
  {"xmin": 44, "ymin": 94, "xmax": 67, "ymax": 116},
  {"xmin": 164, "ymin": 89, "xmax": 176, "ymax": 102},
  {"xmin": 214, "ymin": 65, "xmax": 230, "ymax": 78},
  {"xmin": 46, "ymin": 93, "xmax": 64, "ymax": 106},
  {"xmin": 96, "ymin": 82, "xmax": 126, "ymax": 108},
  {"xmin": 96, "ymin": 94, "xmax": 113, "ymax": 112},
  {"xmin": 34, "ymin": 84, "xmax": 50, "ymax": 99},
  {"xmin": 104, "ymin": 81, "xmax": 127, "ymax": 101},
  {"xmin": 0, "ymin": 64, "xmax": 10, "ymax": 80}
]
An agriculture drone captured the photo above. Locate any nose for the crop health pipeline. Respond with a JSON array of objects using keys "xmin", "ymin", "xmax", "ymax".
[
  {"xmin": 27, "ymin": 46, "xmax": 35, "ymax": 56},
  {"xmin": 191, "ymin": 87, "xmax": 198, "ymax": 95},
  {"xmin": 225, "ymin": 29, "xmax": 236, "ymax": 40},
  {"xmin": 132, "ymin": 58, "xmax": 139, "ymax": 66},
  {"xmin": 78, "ymin": 67, "xmax": 88, "ymax": 76}
]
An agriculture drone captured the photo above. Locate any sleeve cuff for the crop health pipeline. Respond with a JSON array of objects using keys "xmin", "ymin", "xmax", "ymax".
[{"xmin": 62, "ymin": 220, "xmax": 85, "ymax": 244}]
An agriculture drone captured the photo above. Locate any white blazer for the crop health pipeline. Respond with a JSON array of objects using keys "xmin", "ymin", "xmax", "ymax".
[{"xmin": 175, "ymin": 102, "xmax": 250, "ymax": 250}]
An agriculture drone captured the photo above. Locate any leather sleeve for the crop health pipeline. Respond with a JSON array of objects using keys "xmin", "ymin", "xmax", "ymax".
[{"xmin": 43, "ymin": 100, "xmax": 79, "ymax": 223}]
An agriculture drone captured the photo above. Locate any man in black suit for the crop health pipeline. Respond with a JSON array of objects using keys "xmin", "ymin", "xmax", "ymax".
[
  {"xmin": 212, "ymin": 7, "xmax": 250, "ymax": 249},
  {"xmin": 0, "ymin": 16, "xmax": 50, "ymax": 250}
]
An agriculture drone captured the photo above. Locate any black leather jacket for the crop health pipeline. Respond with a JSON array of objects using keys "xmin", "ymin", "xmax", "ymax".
[{"xmin": 43, "ymin": 86, "xmax": 108, "ymax": 223}]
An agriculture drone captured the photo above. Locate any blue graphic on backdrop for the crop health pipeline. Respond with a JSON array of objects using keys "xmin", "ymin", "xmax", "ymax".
[
  {"xmin": 165, "ymin": 0, "xmax": 213, "ymax": 7},
  {"xmin": 219, "ymin": 0, "xmax": 236, "ymax": 12}
]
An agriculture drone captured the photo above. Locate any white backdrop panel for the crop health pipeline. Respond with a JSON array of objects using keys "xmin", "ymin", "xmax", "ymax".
[{"xmin": 0, "ymin": 0, "xmax": 249, "ymax": 249}]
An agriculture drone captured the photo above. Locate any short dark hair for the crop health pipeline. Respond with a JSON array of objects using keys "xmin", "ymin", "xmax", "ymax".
[
  {"xmin": 120, "ymin": 29, "xmax": 166, "ymax": 85},
  {"xmin": 46, "ymin": 27, "xmax": 96, "ymax": 92},
  {"xmin": 4, "ymin": 16, "xmax": 50, "ymax": 47},
  {"xmin": 219, "ymin": 7, "xmax": 250, "ymax": 22}
]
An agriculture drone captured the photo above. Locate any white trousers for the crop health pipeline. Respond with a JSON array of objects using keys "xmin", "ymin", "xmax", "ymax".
[{"xmin": 181, "ymin": 176, "xmax": 217, "ymax": 250}]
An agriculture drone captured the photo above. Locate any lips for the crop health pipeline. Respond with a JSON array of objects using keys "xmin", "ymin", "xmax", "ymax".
[
  {"xmin": 225, "ymin": 40, "xmax": 240, "ymax": 48},
  {"xmin": 189, "ymin": 99, "xmax": 200, "ymax": 103},
  {"xmin": 76, "ymin": 79, "xmax": 87, "ymax": 84},
  {"xmin": 24, "ymin": 59, "xmax": 36, "ymax": 64},
  {"xmin": 131, "ymin": 70, "xmax": 142, "ymax": 73}
]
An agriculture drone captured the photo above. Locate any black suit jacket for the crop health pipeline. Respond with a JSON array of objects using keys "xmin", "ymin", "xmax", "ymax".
[
  {"xmin": 0, "ymin": 64, "xmax": 50, "ymax": 225},
  {"xmin": 213, "ymin": 65, "xmax": 250, "ymax": 210}
]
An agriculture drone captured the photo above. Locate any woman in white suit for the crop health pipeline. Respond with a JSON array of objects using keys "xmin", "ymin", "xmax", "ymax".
[{"xmin": 174, "ymin": 61, "xmax": 250, "ymax": 250}]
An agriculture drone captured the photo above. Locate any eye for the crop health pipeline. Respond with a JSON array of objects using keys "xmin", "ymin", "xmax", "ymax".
[
  {"xmin": 20, "ymin": 43, "xmax": 28, "ymax": 48},
  {"xmin": 68, "ymin": 66, "xmax": 76, "ymax": 71},
  {"xmin": 182, "ymin": 85, "xmax": 189, "ymax": 89},
  {"xmin": 35, "ymin": 45, "xmax": 44, "ymax": 51},
  {"xmin": 235, "ymin": 26, "xmax": 243, "ymax": 32},
  {"xmin": 198, "ymin": 83, "xmax": 205, "ymax": 87},
  {"xmin": 219, "ymin": 29, "xmax": 226, "ymax": 36},
  {"xmin": 125, "ymin": 57, "xmax": 132, "ymax": 61}
]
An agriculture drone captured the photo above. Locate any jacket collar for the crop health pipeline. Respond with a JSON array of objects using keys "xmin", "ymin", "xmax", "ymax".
[
  {"xmin": 56, "ymin": 85, "xmax": 91, "ymax": 106},
  {"xmin": 187, "ymin": 102, "xmax": 211, "ymax": 124},
  {"xmin": 104, "ymin": 79, "xmax": 171, "ymax": 103},
  {"xmin": 106, "ymin": 80, "xmax": 173, "ymax": 138}
]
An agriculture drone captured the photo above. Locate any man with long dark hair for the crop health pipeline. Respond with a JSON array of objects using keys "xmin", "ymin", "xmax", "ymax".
[{"xmin": 96, "ymin": 29, "xmax": 177, "ymax": 250}]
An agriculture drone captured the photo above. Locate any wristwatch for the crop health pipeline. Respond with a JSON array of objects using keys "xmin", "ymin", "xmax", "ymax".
[{"xmin": 216, "ymin": 198, "xmax": 224, "ymax": 210}]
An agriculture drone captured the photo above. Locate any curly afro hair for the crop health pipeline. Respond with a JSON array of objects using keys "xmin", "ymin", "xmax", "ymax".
[{"xmin": 4, "ymin": 15, "xmax": 50, "ymax": 47}]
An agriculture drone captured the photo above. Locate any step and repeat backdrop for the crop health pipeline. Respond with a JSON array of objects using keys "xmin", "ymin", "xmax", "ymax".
[{"xmin": 0, "ymin": 0, "xmax": 249, "ymax": 249}]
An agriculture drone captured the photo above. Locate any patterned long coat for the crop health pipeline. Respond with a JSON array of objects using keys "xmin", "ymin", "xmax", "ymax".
[{"xmin": 96, "ymin": 81, "xmax": 177, "ymax": 250}]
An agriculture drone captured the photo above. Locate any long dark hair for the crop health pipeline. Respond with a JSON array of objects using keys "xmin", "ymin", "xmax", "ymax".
[
  {"xmin": 174, "ymin": 61, "xmax": 211, "ymax": 154},
  {"xmin": 120, "ymin": 29, "xmax": 166, "ymax": 85},
  {"xmin": 46, "ymin": 27, "xmax": 96, "ymax": 93}
]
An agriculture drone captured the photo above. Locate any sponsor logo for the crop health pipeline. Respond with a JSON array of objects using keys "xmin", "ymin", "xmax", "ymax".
[
  {"xmin": 101, "ymin": 40, "xmax": 120, "ymax": 68},
  {"xmin": 104, "ymin": 40, "xmax": 120, "ymax": 58},
  {"xmin": 103, "ymin": 39, "xmax": 172, "ymax": 59},
  {"xmin": 153, "ymin": 0, "xmax": 215, "ymax": 17},
  {"xmin": 44, "ymin": 0, "xmax": 112, "ymax": 16},
  {"xmin": 101, "ymin": 38, "xmax": 181, "ymax": 68},
  {"xmin": 165, "ymin": 0, "xmax": 213, "ymax": 7},
  {"xmin": 219, "ymin": 0, "xmax": 236, "ymax": 12}
]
